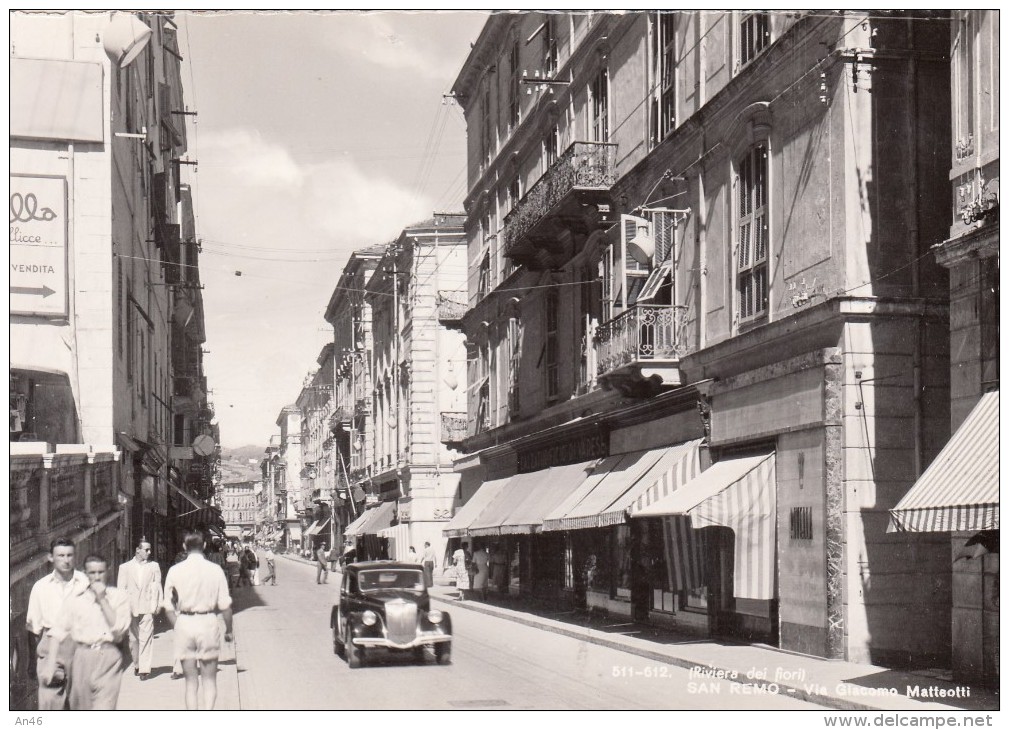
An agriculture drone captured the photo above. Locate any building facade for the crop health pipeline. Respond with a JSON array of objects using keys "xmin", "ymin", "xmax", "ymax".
[
  {"xmin": 890, "ymin": 9, "xmax": 999, "ymax": 688},
  {"xmin": 274, "ymin": 405, "xmax": 304, "ymax": 551},
  {"xmin": 220, "ymin": 479, "xmax": 258, "ymax": 542},
  {"xmin": 10, "ymin": 11, "xmax": 218, "ymax": 709},
  {"xmin": 447, "ymin": 10, "xmax": 953, "ymax": 668},
  {"xmin": 355, "ymin": 217, "xmax": 468, "ymax": 561}
]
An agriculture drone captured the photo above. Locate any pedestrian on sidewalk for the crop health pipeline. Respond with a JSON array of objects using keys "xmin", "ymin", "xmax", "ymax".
[
  {"xmin": 244, "ymin": 544, "xmax": 260, "ymax": 586},
  {"xmin": 25, "ymin": 537, "xmax": 90, "ymax": 710},
  {"xmin": 116, "ymin": 539, "xmax": 163, "ymax": 680},
  {"xmin": 163, "ymin": 529, "xmax": 234, "ymax": 711},
  {"xmin": 407, "ymin": 546, "xmax": 419, "ymax": 563},
  {"xmin": 260, "ymin": 544, "xmax": 277, "ymax": 585},
  {"xmin": 421, "ymin": 542, "xmax": 437, "ymax": 588},
  {"xmin": 61, "ymin": 554, "xmax": 132, "ymax": 710},
  {"xmin": 316, "ymin": 543, "xmax": 330, "ymax": 584},
  {"xmin": 472, "ymin": 545, "xmax": 489, "ymax": 601},
  {"xmin": 453, "ymin": 545, "xmax": 471, "ymax": 600},
  {"xmin": 225, "ymin": 547, "xmax": 240, "ymax": 590}
]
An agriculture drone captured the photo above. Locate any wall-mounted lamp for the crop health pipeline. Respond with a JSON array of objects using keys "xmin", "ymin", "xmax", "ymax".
[
  {"xmin": 627, "ymin": 223, "xmax": 654, "ymax": 266},
  {"xmin": 103, "ymin": 12, "xmax": 152, "ymax": 68}
]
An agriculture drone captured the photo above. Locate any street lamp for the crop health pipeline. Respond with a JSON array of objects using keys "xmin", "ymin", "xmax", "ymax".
[{"xmin": 103, "ymin": 12, "xmax": 153, "ymax": 68}]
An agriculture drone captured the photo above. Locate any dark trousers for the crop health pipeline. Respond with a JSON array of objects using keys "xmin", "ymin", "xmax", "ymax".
[{"xmin": 423, "ymin": 561, "xmax": 434, "ymax": 588}]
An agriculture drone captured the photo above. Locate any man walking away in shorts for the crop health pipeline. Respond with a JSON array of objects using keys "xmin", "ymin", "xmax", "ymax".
[
  {"xmin": 163, "ymin": 529, "xmax": 234, "ymax": 710},
  {"xmin": 316, "ymin": 543, "xmax": 330, "ymax": 584}
]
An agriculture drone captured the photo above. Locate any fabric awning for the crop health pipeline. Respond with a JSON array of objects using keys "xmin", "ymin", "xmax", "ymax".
[
  {"xmin": 378, "ymin": 523, "xmax": 411, "ymax": 561},
  {"xmin": 443, "ymin": 476, "xmax": 512, "ymax": 538},
  {"xmin": 498, "ymin": 460, "xmax": 598, "ymax": 535},
  {"xmin": 468, "ymin": 470, "xmax": 551, "ymax": 537},
  {"xmin": 287, "ymin": 522, "xmax": 302, "ymax": 540},
  {"xmin": 304, "ymin": 520, "xmax": 319, "ymax": 535},
  {"xmin": 343, "ymin": 508, "xmax": 373, "ymax": 537},
  {"xmin": 621, "ymin": 439, "xmax": 703, "ymax": 521},
  {"xmin": 306, "ymin": 518, "xmax": 330, "ymax": 537},
  {"xmin": 889, "ymin": 390, "xmax": 999, "ymax": 533},
  {"xmin": 544, "ymin": 449, "xmax": 667, "ymax": 531},
  {"xmin": 346, "ymin": 501, "xmax": 397, "ymax": 537},
  {"xmin": 634, "ymin": 452, "xmax": 776, "ymax": 600}
]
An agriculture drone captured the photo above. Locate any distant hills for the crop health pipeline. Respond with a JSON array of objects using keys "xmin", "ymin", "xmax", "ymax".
[{"xmin": 220, "ymin": 445, "xmax": 266, "ymax": 463}]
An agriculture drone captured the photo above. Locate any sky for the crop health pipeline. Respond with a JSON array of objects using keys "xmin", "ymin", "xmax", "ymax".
[{"xmin": 175, "ymin": 10, "xmax": 489, "ymax": 448}]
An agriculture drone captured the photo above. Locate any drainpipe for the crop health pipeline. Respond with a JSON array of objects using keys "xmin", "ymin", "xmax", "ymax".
[{"xmin": 697, "ymin": 162, "xmax": 707, "ymax": 348}]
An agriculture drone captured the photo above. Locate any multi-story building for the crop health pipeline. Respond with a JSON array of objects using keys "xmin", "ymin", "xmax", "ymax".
[
  {"xmin": 9, "ymin": 10, "xmax": 217, "ymax": 708},
  {"xmin": 296, "ymin": 353, "xmax": 338, "ymax": 550},
  {"xmin": 447, "ymin": 10, "xmax": 953, "ymax": 670},
  {"xmin": 890, "ymin": 9, "xmax": 999, "ymax": 688},
  {"xmin": 352, "ymin": 216, "xmax": 467, "ymax": 560},
  {"xmin": 323, "ymin": 245, "xmax": 386, "ymax": 547},
  {"xmin": 275, "ymin": 404, "xmax": 304, "ymax": 551},
  {"xmin": 220, "ymin": 480, "xmax": 258, "ymax": 542},
  {"xmin": 259, "ymin": 436, "xmax": 284, "ymax": 542}
]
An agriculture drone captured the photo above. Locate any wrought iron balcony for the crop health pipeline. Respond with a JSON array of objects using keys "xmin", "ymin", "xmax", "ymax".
[
  {"xmin": 436, "ymin": 291, "xmax": 468, "ymax": 326},
  {"xmin": 594, "ymin": 304, "xmax": 685, "ymax": 395},
  {"xmin": 502, "ymin": 141, "xmax": 617, "ymax": 266},
  {"xmin": 440, "ymin": 412, "xmax": 468, "ymax": 447}
]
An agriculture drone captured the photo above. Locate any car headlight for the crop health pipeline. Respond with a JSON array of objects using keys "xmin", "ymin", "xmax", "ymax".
[
  {"xmin": 428, "ymin": 609, "xmax": 443, "ymax": 624},
  {"xmin": 361, "ymin": 610, "xmax": 377, "ymax": 626}
]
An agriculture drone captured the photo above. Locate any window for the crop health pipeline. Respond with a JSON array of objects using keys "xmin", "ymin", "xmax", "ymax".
[
  {"xmin": 953, "ymin": 14, "xmax": 976, "ymax": 156},
  {"xmin": 737, "ymin": 144, "xmax": 769, "ymax": 322},
  {"xmin": 543, "ymin": 15, "xmax": 558, "ymax": 76},
  {"xmin": 590, "ymin": 68, "xmax": 609, "ymax": 142},
  {"xmin": 738, "ymin": 12, "xmax": 770, "ymax": 69},
  {"xmin": 650, "ymin": 11, "xmax": 676, "ymax": 144},
  {"xmin": 507, "ymin": 317, "xmax": 522, "ymax": 416},
  {"xmin": 545, "ymin": 289, "xmax": 559, "ymax": 401},
  {"xmin": 476, "ymin": 343, "xmax": 490, "ymax": 433},
  {"xmin": 980, "ymin": 256, "xmax": 999, "ymax": 386},
  {"xmin": 482, "ymin": 80, "xmax": 493, "ymax": 167},
  {"xmin": 126, "ymin": 287, "xmax": 135, "ymax": 381},
  {"xmin": 543, "ymin": 124, "xmax": 559, "ymax": 173},
  {"xmin": 509, "ymin": 39, "xmax": 521, "ymax": 131},
  {"xmin": 508, "ymin": 178, "xmax": 521, "ymax": 213}
]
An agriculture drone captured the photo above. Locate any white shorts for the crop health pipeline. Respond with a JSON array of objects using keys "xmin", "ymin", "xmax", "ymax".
[{"xmin": 174, "ymin": 614, "xmax": 222, "ymax": 661}]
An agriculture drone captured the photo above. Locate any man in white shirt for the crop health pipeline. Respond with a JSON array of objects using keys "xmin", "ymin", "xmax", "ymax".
[
  {"xmin": 116, "ymin": 539, "xmax": 163, "ymax": 679},
  {"xmin": 61, "ymin": 555, "xmax": 132, "ymax": 710},
  {"xmin": 163, "ymin": 529, "xmax": 234, "ymax": 710},
  {"xmin": 25, "ymin": 537, "xmax": 90, "ymax": 710}
]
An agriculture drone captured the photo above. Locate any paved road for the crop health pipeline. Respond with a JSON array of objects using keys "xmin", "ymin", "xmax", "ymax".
[{"xmin": 231, "ymin": 557, "xmax": 814, "ymax": 710}]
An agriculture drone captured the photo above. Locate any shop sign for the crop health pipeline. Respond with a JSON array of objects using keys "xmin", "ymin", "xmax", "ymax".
[
  {"xmin": 517, "ymin": 426, "xmax": 608, "ymax": 473},
  {"xmin": 10, "ymin": 175, "xmax": 68, "ymax": 317}
]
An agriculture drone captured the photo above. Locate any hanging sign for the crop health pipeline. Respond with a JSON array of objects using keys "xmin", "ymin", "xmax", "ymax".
[{"xmin": 10, "ymin": 175, "xmax": 69, "ymax": 317}]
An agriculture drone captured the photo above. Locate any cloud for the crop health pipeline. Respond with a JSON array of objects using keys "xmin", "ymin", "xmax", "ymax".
[{"xmin": 199, "ymin": 128, "xmax": 304, "ymax": 188}]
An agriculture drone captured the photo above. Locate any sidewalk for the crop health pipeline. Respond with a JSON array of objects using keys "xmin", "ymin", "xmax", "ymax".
[
  {"xmin": 117, "ymin": 617, "xmax": 241, "ymax": 710},
  {"xmin": 429, "ymin": 586, "xmax": 999, "ymax": 713}
]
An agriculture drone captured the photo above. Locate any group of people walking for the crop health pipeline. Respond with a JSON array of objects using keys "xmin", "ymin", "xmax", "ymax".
[{"xmin": 26, "ymin": 531, "xmax": 235, "ymax": 711}]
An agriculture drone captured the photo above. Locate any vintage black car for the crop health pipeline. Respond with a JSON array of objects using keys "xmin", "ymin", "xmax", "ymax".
[{"xmin": 330, "ymin": 561, "xmax": 452, "ymax": 668}]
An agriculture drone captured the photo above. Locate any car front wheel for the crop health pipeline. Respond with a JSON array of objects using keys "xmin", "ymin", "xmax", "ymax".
[
  {"xmin": 346, "ymin": 625, "xmax": 364, "ymax": 669},
  {"xmin": 434, "ymin": 641, "xmax": 451, "ymax": 665}
]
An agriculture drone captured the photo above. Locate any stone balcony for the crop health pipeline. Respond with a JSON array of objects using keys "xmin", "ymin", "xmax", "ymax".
[
  {"xmin": 502, "ymin": 141, "xmax": 617, "ymax": 269},
  {"xmin": 594, "ymin": 304, "xmax": 685, "ymax": 396}
]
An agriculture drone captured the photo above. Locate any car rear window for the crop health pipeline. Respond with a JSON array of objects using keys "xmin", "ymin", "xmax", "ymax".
[{"xmin": 358, "ymin": 569, "xmax": 425, "ymax": 592}]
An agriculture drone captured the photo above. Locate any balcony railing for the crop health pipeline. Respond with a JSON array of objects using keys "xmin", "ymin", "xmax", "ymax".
[
  {"xmin": 10, "ymin": 448, "xmax": 121, "ymax": 562},
  {"xmin": 436, "ymin": 291, "xmax": 468, "ymax": 323},
  {"xmin": 440, "ymin": 412, "xmax": 468, "ymax": 445},
  {"xmin": 594, "ymin": 304, "xmax": 682, "ymax": 377},
  {"xmin": 503, "ymin": 141, "xmax": 617, "ymax": 258}
]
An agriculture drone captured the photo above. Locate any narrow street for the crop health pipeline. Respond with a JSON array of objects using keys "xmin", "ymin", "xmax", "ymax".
[{"xmin": 228, "ymin": 557, "xmax": 813, "ymax": 710}]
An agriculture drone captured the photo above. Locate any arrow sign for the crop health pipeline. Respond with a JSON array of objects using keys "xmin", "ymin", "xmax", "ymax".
[{"xmin": 10, "ymin": 284, "xmax": 56, "ymax": 298}]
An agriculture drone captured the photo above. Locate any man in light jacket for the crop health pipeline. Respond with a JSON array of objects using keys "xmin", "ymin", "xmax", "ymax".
[{"xmin": 116, "ymin": 539, "xmax": 163, "ymax": 680}]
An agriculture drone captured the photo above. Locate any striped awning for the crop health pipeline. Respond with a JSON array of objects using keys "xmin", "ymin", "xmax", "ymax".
[
  {"xmin": 353, "ymin": 501, "xmax": 397, "ymax": 537},
  {"xmin": 545, "ymin": 450, "xmax": 666, "ymax": 531},
  {"xmin": 607, "ymin": 439, "xmax": 702, "ymax": 525},
  {"xmin": 304, "ymin": 520, "xmax": 319, "ymax": 536},
  {"xmin": 378, "ymin": 523, "xmax": 411, "ymax": 560},
  {"xmin": 306, "ymin": 518, "xmax": 330, "ymax": 537},
  {"xmin": 443, "ymin": 476, "xmax": 512, "ymax": 538},
  {"xmin": 634, "ymin": 452, "xmax": 776, "ymax": 600},
  {"xmin": 889, "ymin": 390, "xmax": 999, "ymax": 533}
]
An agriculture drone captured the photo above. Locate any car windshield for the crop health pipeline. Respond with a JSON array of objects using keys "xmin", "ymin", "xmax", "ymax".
[{"xmin": 358, "ymin": 569, "xmax": 425, "ymax": 593}]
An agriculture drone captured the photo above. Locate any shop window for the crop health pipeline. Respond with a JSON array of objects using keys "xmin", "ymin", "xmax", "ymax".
[
  {"xmin": 738, "ymin": 11, "xmax": 770, "ymax": 70},
  {"xmin": 563, "ymin": 533, "xmax": 574, "ymax": 590},
  {"xmin": 613, "ymin": 524, "xmax": 632, "ymax": 600},
  {"xmin": 736, "ymin": 144, "xmax": 769, "ymax": 324}
]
